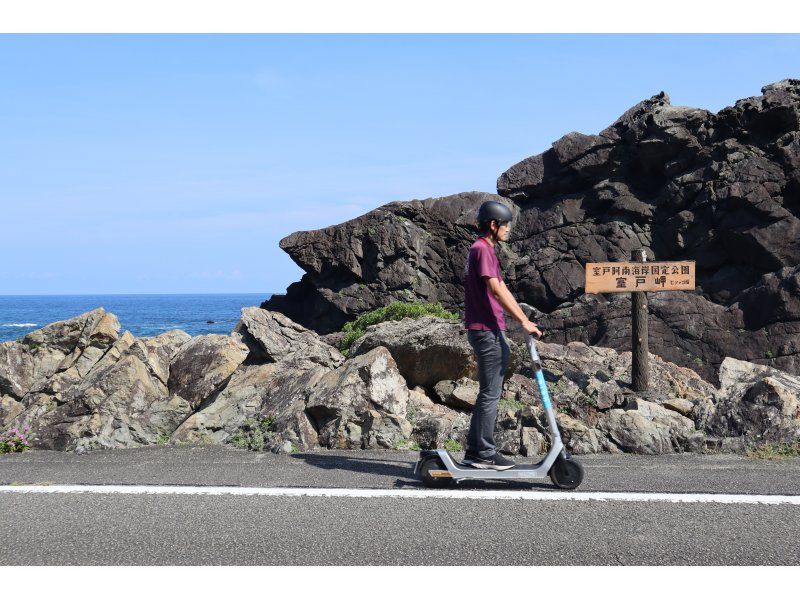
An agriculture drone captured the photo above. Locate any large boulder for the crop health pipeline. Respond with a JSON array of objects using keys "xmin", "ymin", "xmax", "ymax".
[
  {"xmin": 172, "ymin": 359, "xmax": 327, "ymax": 450},
  {"xmin": 0, "ymin": 308, "xmax": 120, "ymax": 399},
  {"xmin": 127, "ymin": 330, "xmax": 192, "ymax": 386},
  {"xmin": 168, "ymin": 335, "xmax": 249, "ymax": 409},
  {"xmin": 706, "ymin": 358, "xmax": 800, "ymax": 444},
  {"xmin": 232, "ymin": 307, "xmax": 345, "ymax": 368},
  {"xmin": 305, "ymin": 347, "xmax": 413, "ymax": 449},
  {"xmin": 433, "ymin": 378, "xmax": 480, "ymax": 410},
  {"xmin": 14, "ymin": 350, "xmax": 189, "ymax": 451},
  {"xmin": 262, "ymin": 80, "xmax": 800, "ymax": 383},
  {"xmin": 349, "ymin": 316, "xmax": 475, "ymax": 388},
  {"xmin": 407, "ymin": 387, "xmax": 471, "ymax": 450}
]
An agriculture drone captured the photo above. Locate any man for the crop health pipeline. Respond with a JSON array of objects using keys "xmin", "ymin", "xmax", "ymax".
[{"xmin": 462, "ymin": 200, "xmax": 542, "ymax": 470}]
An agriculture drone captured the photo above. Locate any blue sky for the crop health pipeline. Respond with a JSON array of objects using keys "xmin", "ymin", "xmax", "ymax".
[{"xmin": 1, "ymin": 34, "xmax": 798, "ymax": 295}]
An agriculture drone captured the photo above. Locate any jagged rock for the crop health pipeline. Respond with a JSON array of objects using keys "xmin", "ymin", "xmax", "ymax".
[
  {"xmin": 17, "ymin": 350, "xmax": 190, "ymax": 451},
  {"xmin": 0, "ymin": 394, "xmax": 23, "ymax": 425},
  {"xmin": 520, "ymin": 426, "xmax": 546, "ymax": 456},
  {"xmin": 598, "ymin": 399, "xmax": 700, "ymax": 454},
  {"xmin": 91, "ymin": 331, "xmax": 136, "ymax": 373},
  {"xmin": 257, "ymin": 360, "xmax": 329, "ymax": 451},
  {"xmin": 411, "ymin": 408, "xmax": 470, "ymax": 451},
  {"xmin": 128, "ymin": 330, "xmax": 192, "ymax": 386},
  {"xmin": 0, "ymin": 343, "xmax": 36, "ymax": 399},
  {"xmin": 263, "ymin": 192, "xmax": 502, "ymax": 333},
  {"xmin": 305, "ymin": 347, "xmax": 412, "ymax": 449},
  {"xmin": 349, "ymin": 316, "xmax": 528, "ymax": 390},
  {"xmin": 556, "ymin": 413, "xmax": 601, "ymax": 454},
  {"xmin": 263, "ymin": 81, "xmax": 800, "ymax": 383},
  {"xmin": 173, "ymin": 359, "xmax": 327, "ymax": 449},
  {"xmin": 362, "ymin": 410, "xmax": 413, "ymax": 449},
  {"xmin": 706, "ymin": 357, "xmax": 800, "ymax": 444},
  {"xmin": 232, "ymin": 307, "xmax": 344, "ymax": 368},
  {"xmin": 663, "ymin": 398, "xmax": 695, "ymax": 416},
  {"xmin": 535, "ymin": 341, "xmax": 716, "ymax": 409},
  {"xmin": 349, "ymin": 316, "xmax": 475, "ymax": 388},
  {"xmin": 168, "ymin": 335, "xmax": 249, "ymax": 410},
  {"xmin": 0, "ymin": 308, "xmax": 120, "ymax": 399},
  {"xmin": 495, "ymin": 428, "xmax": 521, "ymax": 455},
  {"xmin": 433, "ymin": 377, "xmax": 479, "ymax": 410},
  {"xmin": 172, "ymin": 362, "xmax": 280, "ymax": 445}
]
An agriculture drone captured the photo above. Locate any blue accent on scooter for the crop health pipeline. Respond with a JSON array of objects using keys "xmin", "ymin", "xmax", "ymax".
[{"xmin": 535, "ymin": 370, "xmax": 551, "ymax": 409}]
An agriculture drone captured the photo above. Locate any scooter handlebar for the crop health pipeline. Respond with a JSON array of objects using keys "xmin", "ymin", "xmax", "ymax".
[{"xmin": 526, "ymin": 334, "xmax": 541, "ymax": 363}]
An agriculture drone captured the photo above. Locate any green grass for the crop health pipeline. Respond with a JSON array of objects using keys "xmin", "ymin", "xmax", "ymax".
[
  {"xmin": 745, "ymin": 442, "xmax": 800, "ymax": 460},
  {"xmin": 498, "ymin": 398, "xmax": 525, "ymax": 412},
  {"xmin": 443, "ymin": 438, "xmax": 463, "ymax": 452},
  {"xmin": 393, "ymin": 439, "xmax": 421, "ymax": 451},
  {"xmin": 338, "ymin": 301, "xmax": 459, "ymax": 354}
]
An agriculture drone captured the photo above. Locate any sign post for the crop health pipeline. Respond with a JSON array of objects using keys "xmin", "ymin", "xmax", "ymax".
[
  {"xmin": 584, "ymin": 253, "xmax": 696, "ymax": 392},
  {"xmin": 630, "ymin": 249, "xmax": 649, "ymax": 391}
]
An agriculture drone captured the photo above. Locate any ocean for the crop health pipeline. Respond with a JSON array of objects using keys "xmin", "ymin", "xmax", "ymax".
[{"xmin": 0, "ymin": 294, "xmax": 272, "ymax": 343}]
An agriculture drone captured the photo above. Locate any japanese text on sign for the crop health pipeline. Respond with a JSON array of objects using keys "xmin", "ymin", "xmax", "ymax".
[{"xmin": 584, "ymin": 261, "xmax": 695, "ymax": 293}]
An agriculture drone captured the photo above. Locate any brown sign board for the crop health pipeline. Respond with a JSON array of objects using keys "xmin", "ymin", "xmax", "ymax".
[{"xmin": 585, "ymin": 261, "xmax": 696, "ymax": 294}]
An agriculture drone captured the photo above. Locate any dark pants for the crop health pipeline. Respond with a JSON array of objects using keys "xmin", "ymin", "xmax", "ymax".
[{"xmin": 466, "ymin": 329, "xmax": 510, "ymax": 458}]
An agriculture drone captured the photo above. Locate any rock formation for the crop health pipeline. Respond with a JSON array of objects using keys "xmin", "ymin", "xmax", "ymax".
[
  {"xmin": 262, "ymin": 80, "xmax": 800, "ymax": 384},
  {"xmin": 2, "ymin": 309, "xmax": 798, "ymax": 455}
]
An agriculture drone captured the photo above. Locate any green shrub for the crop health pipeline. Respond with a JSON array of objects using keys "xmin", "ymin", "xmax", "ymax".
[
  {"xmin": 229, "ymin": 416, "xmax": 275, "ymax": 451},
  {"xmin": 339, "ymin": 301, "xmax": 459, "ymax": 355}
]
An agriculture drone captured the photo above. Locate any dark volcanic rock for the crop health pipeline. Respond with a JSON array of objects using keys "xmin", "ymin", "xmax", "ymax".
[
  {"xmin": 263, "ymin": 191, "xmax": 505, "ymax": 333},
  {"xmin": 265, "ymin": 80, "xmax": 800, "ymax": 382}
]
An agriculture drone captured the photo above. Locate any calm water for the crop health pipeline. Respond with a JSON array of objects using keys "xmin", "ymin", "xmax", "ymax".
[{"xmin": 0, "ymin": 294, "xmax": 272, "ymax": 343}]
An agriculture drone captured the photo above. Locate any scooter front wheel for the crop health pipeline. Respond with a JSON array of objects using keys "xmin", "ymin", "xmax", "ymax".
[
  {"xmin": 419, "ymin": 456, "xmax": 453, "ymax": 489},
  {"xmin": 549, "ymin": 454, "xmax": 584, "ymax": 490}
]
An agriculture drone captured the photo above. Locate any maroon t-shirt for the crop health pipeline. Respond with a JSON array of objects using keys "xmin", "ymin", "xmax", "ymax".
[{"xmin": 463, "ymin": 237, "xmax": 506, "ymax": 331}]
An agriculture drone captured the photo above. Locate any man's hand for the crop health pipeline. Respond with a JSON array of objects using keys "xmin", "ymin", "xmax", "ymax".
[{"xmin": 522, "ymin": 319, "xmax": 542, "ymax": 339}]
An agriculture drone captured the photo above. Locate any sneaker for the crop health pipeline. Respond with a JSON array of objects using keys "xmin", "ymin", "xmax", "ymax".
[
  {"xmin": 462, "ymin": 452, "xmax": 516, "ymax": 470},
  {"xmin": 461, "ymin": 451, "xmax": 481, "ymax": 466}
]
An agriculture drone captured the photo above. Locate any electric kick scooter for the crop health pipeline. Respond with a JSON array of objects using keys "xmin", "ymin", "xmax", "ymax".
[{"xmin": 414, "ymin": 335, "xmax": 584, "ymax": 490}]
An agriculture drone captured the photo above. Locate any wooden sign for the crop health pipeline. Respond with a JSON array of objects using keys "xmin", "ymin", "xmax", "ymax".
[{"xmin": 585, "ymin": 261, "xmax": 695, "ymax": 294}]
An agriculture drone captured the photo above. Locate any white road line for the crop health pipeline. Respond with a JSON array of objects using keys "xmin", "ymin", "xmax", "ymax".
[{"xmin": 1, "ymin": 485, "xmax": 799, "ymax": 505}]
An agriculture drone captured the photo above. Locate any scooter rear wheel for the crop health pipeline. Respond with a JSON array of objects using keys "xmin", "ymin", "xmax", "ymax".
[
  {"xmin": 420, "ymin": 456, "xmax": 453, "ymax": 489},
  {"xmin": 549, "ymin": 454, "xmax": 584, "ymax": 490}
]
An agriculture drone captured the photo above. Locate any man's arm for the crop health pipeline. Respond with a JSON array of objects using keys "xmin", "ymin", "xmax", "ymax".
[{"xmin": 485, "ymin": 277, "xmax": 542, "ymax": 337}]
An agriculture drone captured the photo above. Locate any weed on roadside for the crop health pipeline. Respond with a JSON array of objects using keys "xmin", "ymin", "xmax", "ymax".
[
  {"xmin": 443, "ymin": 438, "xmax": 462, "ymax": 452},
  {"xmin": 229, "ymin": 416, "xmax": 275, "ymax": 451},
  {"xmin": 745, "ymin": 442, "xmax": 800, "ymax": 461},
  {"xmin": 393, "ymin": 438, "xmax": 421, "ymax": 451}
]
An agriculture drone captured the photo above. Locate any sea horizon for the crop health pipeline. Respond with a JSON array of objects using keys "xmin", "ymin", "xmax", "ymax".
[{"xmin": 0, "ymin": 293, "xmax": 275, "ymax": 342}]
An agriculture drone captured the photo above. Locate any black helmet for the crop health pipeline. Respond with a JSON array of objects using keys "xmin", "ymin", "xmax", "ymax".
[{"xmin": 477, "ymin": 201, "xmax": 513, "ymax": 227}]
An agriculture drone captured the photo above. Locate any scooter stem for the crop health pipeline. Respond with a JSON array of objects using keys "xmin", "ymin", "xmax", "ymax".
[{"xmin": 526, "ymin": 335, "xmax": 565, "ymax": 449}]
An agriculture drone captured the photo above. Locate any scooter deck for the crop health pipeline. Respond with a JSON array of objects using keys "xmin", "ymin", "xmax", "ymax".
[
  {"xmin": 456, "ymin": 460, "xmax": 544, "ymax": 471},
  {"xmin": 433, "ymin": 447, "xmax": 561, "ymax": 480}
]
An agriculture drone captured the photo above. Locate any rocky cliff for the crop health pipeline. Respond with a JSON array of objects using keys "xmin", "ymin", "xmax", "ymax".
[{"xmin": 263, "ymin": 80, "xmax": 800, "ymax": 384}]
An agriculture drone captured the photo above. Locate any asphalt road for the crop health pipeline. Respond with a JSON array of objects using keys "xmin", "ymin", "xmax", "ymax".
[{"xmin": 1, "ymin": 446, "xmax": 799, "ymax": 565}]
